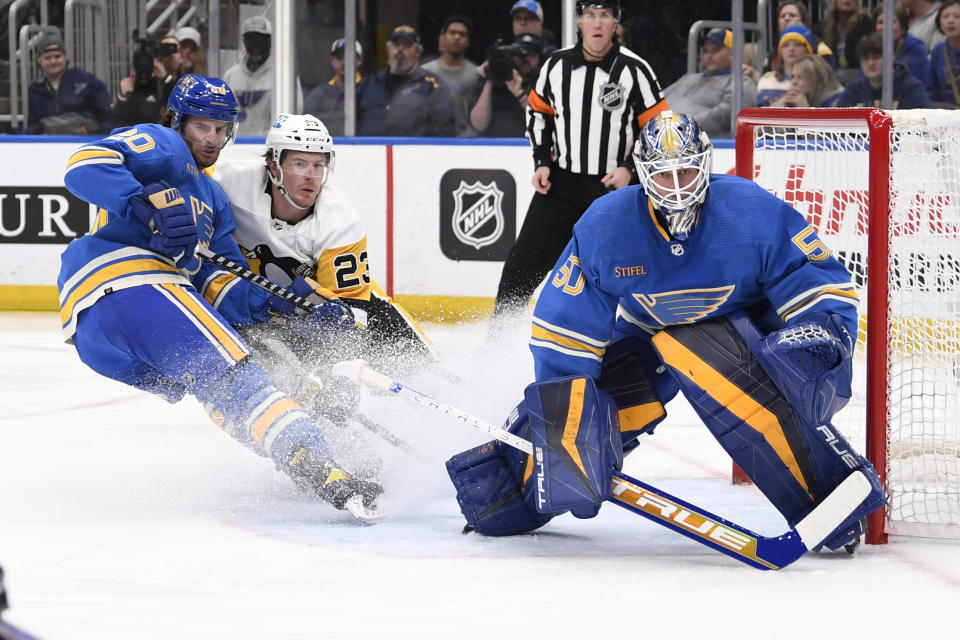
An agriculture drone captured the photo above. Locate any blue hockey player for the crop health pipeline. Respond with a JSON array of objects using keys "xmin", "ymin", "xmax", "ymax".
[
  {"xmin": 447, "ymin": 111, "xmax": 885, "ymax": 550},
  {"xmin": 56, "ymin": 74, "xmax": 384, "ymax": 521}
]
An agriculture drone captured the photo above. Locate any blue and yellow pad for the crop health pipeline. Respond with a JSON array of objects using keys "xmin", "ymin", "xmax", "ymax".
[
  {"xmin": 524, "ymin": 376, "xmax": 623, "ymax": 518},
  {"xmin": 596, "ymin": 336, "xmax": 670, "ymax": 450},
  {"xmin": 651, "ymin": 314, "xmax": 859, "ymax": 527}
]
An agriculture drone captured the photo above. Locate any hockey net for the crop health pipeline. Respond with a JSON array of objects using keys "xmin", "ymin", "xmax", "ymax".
[{"xmin": 735, "ymin": 108, "xmax": 960, "ymax": 544}]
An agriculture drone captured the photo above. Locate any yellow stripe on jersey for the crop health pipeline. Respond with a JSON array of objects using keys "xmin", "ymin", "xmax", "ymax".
[
  {"xmin": 201, "ymin": 272, "xmax": 238, "ymax": 308},
  {"xmin": 250, "ymin": 396, "xmax": 302, "ymax": 444},
  {"xmin": 59, "ymin": 257, "xmax": 181, "ymax": 327},
  {"xmin": 779, "ymin": 287, "xmax": 859, "ymax": 323},
  {"xmin": 562, "ymin": 378, "xmax": 588, "ymax": 476},
  {"xmin": 90, "ymin": 208, "xmax": 109, "ymax": 234},
  {"xmin": 65, "ymin": 147, "xmax": 123, "ymax": 172},
  {"xmin": 652, "ymin": 330, "xmax": 812, "ymax": 498},
  {"xmin": 159, "ymin": 283, "xmax": 248, "ymax": 363},
  {"xmin": 530, "ymin": 323, "xmax": 607, "ymax": 358}
]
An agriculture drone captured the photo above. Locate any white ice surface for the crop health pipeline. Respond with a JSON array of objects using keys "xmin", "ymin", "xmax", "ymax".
[{"xmin": 1, "ymin": 311, "xmax": 959, "ymax": 639}]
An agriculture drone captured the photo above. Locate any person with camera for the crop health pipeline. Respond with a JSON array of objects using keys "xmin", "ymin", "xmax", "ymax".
[
  {"xmin": 490, "ymin": 0, "xmax": 667, "ymax": 323},
  {"xmin": 469, "ymin": 32, "xmax": 543, "ymax": 137},
  {"xmin": 114, "ymin": 34, "xmax": 182, "ymax": 128},
  {"xmin": 25, "ymin": 32, "xmax": 113, "ymax": 134}
]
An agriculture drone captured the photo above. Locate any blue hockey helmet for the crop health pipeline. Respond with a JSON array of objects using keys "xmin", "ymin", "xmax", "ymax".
[
  {"xmin": 167, "ymin": 73, "xmax": 239, "ymax": 146},
  {"xmin": 633, "ymin": 111, "xmax": 712, "ymax": 240}
]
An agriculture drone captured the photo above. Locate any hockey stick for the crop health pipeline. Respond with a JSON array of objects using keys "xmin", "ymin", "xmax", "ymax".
[{"xmin": 333, "ymin": 359, "xmax": 875, "ymax": 571}]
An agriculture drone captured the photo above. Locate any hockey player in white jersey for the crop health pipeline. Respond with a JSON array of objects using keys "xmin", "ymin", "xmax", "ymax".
[
  {"xmin": 446, "ymin": 111, "xmax": 885, "ymax": 550},
  {"xmin": 214, "ymin": 113, "xmax": 434, "ymax": 446}
]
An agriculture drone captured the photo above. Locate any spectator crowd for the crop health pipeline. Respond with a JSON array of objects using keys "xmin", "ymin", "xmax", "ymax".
[{"xmin": 15, "ymin": 1, "xmax": 960, "ymax": 138}]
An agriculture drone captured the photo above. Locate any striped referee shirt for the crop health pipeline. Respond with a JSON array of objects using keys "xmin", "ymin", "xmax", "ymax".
[{"xmin": 527, "ymin": 43, "xmax": 667, "ymax": 175}]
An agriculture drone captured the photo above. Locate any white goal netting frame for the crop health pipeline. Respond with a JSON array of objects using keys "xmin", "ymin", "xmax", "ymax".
[{"xmin": 735, "ymin": 108, "xmax": 960, "ymax": 544}]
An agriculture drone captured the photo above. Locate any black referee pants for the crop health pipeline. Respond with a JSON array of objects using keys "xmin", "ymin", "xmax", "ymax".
[{"xmin": 492, "ymin": 166, "xmax": 610, "ymax": 318}]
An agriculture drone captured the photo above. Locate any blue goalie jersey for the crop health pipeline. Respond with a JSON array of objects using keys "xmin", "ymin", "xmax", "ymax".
[
  {"xmin": 58, "ymin": 124, "xmax": 273, "ymax": 340},
  {"xmin": 530, "ymin": 174, "xmax": 860, "ymax": 381}
]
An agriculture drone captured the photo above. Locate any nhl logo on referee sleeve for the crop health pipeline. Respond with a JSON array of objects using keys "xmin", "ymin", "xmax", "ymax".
[
  {"xmin": 598, "ymin": 82, "xmax": 625, "ymax": 111},
  {"xmin": 440, "ymin": 169, "xmax": 516, "ymax": 261}
]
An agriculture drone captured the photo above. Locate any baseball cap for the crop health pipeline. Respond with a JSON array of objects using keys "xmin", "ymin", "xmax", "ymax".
[
  {"xmin": 37, "ymin": 33, "xmax": 65, "ymax": 54},
  {"xmin": 511, "ymin": 1, "xmax": 544, "ymax": 22},
  {"xmin": 331, "ymin": 38, "xmax": 363, "ymax": 57},
  {"xmin": 704, "ymin": 28, "xmax": 732, "ymax": 49},
  {"xmin": 514, "ymin": 32, "xmax": 544, "ymax": 55},
  {"xmin": 241, "ymin": 15, "xmax": 272, "ymax": 36},
  {"xmin": 388, "ymin": 25, "xmax": 420, "ymax": 45},
  {"xmin": 174, "ymin": 26, "xmax": 202, "ymax": 48}
]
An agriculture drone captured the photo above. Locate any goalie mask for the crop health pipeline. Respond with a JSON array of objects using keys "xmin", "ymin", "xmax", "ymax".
[
  {"xmin": 265, "ymin": 113, "xmax": 335, "ymax": 210},
  {"xmin": 633, "ymin": 111, "xmax": 712, "ymax": 241}
]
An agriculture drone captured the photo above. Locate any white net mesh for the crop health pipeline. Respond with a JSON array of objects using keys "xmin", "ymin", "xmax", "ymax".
[{"xmin": 747, "ymin": 109, "xmax": 960, "ymax": 540}]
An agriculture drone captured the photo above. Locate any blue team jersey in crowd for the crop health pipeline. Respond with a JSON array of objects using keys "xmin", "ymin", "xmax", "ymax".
[
  {"xmin": 530, "ymin": 174, "xmax": 859, "ymax": 381},
  {"xmin": 58, "ymin": 124, "xmax": 272, "ymax": 339}
]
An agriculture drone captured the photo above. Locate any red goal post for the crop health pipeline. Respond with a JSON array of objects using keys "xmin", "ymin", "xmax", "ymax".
[{"xmin": 734, "ymin": 108, "xmax": 960, "ymax": 545}]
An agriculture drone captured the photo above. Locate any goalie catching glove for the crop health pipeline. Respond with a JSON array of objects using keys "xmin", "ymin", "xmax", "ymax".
[
  {"xmin": 127, "ymin": 181, "xmax": 199, "ymax": 271},
  {"xmin": 757, "ymin": 311, "xmax": 853, "ymax": 429}
]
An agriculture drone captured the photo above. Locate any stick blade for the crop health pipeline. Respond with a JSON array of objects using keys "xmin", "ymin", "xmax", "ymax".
[{"xmin": 344, "ymin": 495, "xmax": 388, "ymax": 524}]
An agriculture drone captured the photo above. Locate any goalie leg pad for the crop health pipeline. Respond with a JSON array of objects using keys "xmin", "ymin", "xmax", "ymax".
[
  {"xmin": 596, "ymin": 336, "xmax": 670, "ymax": 451},
  {"xmin": 524, "ymin": 376, "xmax": 623, "ymax": 517},
  {"xmin": 651, "ymin": 313, "xmax": 883, "ymax": 531},
  {"xmin": 445, "ymin": 402, "xmax": 555, "ymax": 536}
]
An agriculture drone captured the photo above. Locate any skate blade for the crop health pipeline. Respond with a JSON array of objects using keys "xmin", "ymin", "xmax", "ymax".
[{"xmin": 344, "ymin": 495, "xmax": 388, "ymax": 524}]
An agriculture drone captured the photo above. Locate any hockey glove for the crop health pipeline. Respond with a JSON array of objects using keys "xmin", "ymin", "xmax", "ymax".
[
  {"xmin": 757, "ymin": 312, "xmax": 853, "ymax": 428},
  {"xmin": 127, "ymin": 182, "xmax": 198, "ymax": 270},
  {"xmin": 268, "ymin": 276, "xmax": 356, "ymax": 335}
]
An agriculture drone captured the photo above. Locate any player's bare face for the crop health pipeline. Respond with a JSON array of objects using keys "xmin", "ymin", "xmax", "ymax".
[
  {"xmin": 579, "ymin": 8, "xmax": 617, "ymax": 60},
  {"xmin": 279, "ymin": 151, "xmax": 329, "ymax": 206},
  {"xmin": 651, "ymin": 167, "xmax": 698, "ymax": 196},
  {"xmin": 182, "ymin": 117, "xmax": 232, "ymax": 168}
]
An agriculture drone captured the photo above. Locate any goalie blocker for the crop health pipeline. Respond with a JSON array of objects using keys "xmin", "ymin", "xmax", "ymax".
[{"xmin": 447, "ymin": 312, "xmax": 884, "ymax": 549}]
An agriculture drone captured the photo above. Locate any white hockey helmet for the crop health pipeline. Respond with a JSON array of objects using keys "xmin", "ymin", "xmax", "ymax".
[
  {"xmin": 632, "ymin": 111, "xmax": 712, "ymax": 240},
  {"xmin": 266, "ymin": 112, "xmax": 336, "ymax": 174},
  {"xmin": 265, "ymin": 113, "xmax": 335, "ymax": 209}
]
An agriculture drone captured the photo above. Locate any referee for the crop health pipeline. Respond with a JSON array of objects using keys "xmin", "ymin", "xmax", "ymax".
[{"xmin": 492, "ymin": 0, "xmax": 668, "ymax": 321}]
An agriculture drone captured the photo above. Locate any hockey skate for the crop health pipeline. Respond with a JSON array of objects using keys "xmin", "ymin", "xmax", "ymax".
[{"xmin": 283, "ymin": 447, "xmax": 386, "ymax": 523}]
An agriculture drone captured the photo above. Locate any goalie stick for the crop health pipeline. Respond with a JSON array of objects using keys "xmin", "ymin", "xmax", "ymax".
[{"xmin": 333, "ymin": 359, "xmax": 875, "ymax": 571}]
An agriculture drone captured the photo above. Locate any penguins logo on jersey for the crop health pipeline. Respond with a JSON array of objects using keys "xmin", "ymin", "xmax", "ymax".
[
  {"xmin": 598, "ymin": 82, "xmax": 625, "ymax": 111},
  {"xmin": 451, "ymin": 180, "xmax": 504, "ymax": 250}
]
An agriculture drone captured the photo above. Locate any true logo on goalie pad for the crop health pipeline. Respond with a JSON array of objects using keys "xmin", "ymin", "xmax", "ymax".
[
  {"xmin": 535, "ymin": 446, "xmax": 546, "ymax": 510},
  {"xmin": 816, "ymin": 425, "xmax": 859, "ymax": 470}
]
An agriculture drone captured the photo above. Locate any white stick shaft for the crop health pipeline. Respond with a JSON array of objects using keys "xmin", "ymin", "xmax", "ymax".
[{"xmin": 351, "ymin": 363, "xmax": 533, "ymax": 454}]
